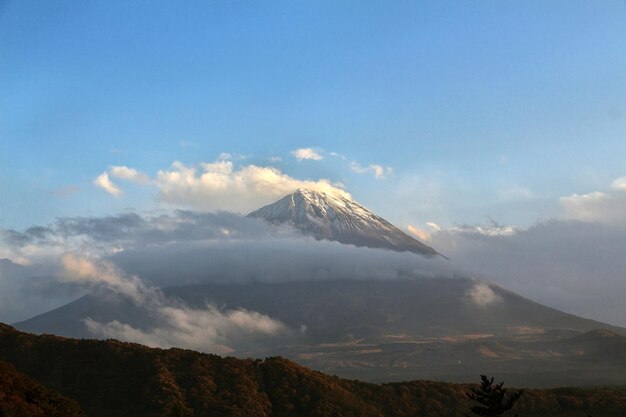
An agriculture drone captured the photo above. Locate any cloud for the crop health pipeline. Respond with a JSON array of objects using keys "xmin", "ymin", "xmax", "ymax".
[
  {"xmin": 466, "ymin": 283, "xmax": 502, "ymax": 307},
  {"xmin": 329, "ymin": 152, "xmax": 347, "ymax": 160},
  {"xmin": 407, "ymin": 225, "xmax": 431, "ymax": 241},
  {"xmin": 407, "ymin": 222, "xmax": 441, "ymax": 241},
  {"xmin": 83, "ymin": 305, "xmax": 286, "ymax": 354},
  {"xmin": 291, "ymin": 148, "xmax": 323, "ymax": 161},
  {"xmin": 558, "ymin": 174, "xmax": 626, "ymax": 225},
  {"xmin": 448, "ymin": 222, "xmax": 517, "ymax": 237},
  {"xmin": 60, "ymin": 254, "xmax": 288, "ymax": 353},
  {"xmin": 350, "ymin": 162, "xmax": 392, "ymax": 179},
  {"xmin": 93, "ymin": 172, "xmax": 122, "ymax": 196},
  {"xmin": 0, "ymin": 210, "xmax": 454, "ymax": 324},
  {"xmin": 611, "ymin": 176, "xmax": 626, "ymax": 190},
  {"xmin": 426, "ymin": 222, "xmax": 441, "ymax": 231},
  {"xmin": 430, "ymin": 219, "xmax": 626, "ymax": 325},
  {"xmin": 1, "ymin": 211, "xmax": 278, "ymax": 263},
  {"xmin": 60, "ymin": 253, "xmax": 147, "ymax": 303},
  {"xmin": 560, "ymin": 192, "xmax": 626, "ymax": 225},
  {"xmin": 92, "ymin": 154, "xmax": 398, "ymax": 211},
  {"xmin": 155, "ymin": 160, "xmax": 348, "ymax": 212},
  {"xmin": 93, "ymin": 166, "xmax": 150, "ymax": 196},
  {"xmin": 109, "ymin": 166, "xmax": 149, "ymax": 184}
]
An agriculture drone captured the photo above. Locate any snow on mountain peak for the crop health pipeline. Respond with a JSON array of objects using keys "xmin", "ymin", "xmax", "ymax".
[{"xmin": 248, "ymin": 188, "xmax": 442, "ymax": 257}]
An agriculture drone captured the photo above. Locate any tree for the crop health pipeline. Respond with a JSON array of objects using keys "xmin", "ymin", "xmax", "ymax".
[{"xmin": 466, "ymin": 375, "xmax": 523, "ymax": 417}]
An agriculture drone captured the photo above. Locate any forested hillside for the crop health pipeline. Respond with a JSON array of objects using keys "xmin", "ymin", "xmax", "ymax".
[{"xmin": 1, "ymin": 323, "xmax": 625, "ymax": 417}]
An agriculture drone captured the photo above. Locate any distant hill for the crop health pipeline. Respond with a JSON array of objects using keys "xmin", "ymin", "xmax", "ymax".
[{"xmin": 2, "ymin": 323, "xmax": 626, "ymax": 417}]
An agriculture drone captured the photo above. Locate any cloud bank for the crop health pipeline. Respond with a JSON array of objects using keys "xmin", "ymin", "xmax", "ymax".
[
  {"xmin": 60, "ymin": 254, "xmax": 288, "ymax": 354},
  {"xmin": 559, "ymin": 175, "xmax": 626, "ymax": 226},
  {"xmin": 155, "ymin": 161, "xmax": 348, "ymax": 212},
  {"xmin": 431, "ymin": 219, "xmax": 626, "ymax": 326},
  {"xmin": 0, "ymin": 210, "xmax": 454, "ymax": 325}
]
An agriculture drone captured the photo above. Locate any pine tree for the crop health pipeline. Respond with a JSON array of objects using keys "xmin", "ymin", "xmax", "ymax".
[{"xmin": 466, "ymin": 375, "xmax": 523, "ymax": 417}]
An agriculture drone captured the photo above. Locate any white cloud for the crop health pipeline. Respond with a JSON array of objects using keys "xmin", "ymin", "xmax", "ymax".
[
  {"xmin": 217, "ymin": 152, "xmax": 249, "ymax": 161},
  {"xmin": 560, "ymin": 190, "xmax": 626, "ymax": 225},
  {"xmin": 350, "ymin": 162, "xmax": 392, "ymax": 179},
  {"xmin": 559, "ymin": 175, "xmax": 626, "ymax": 225},
  {"xmin": 93, "ymin": 172, "xmax": 122, "ymax": 197},
  {"xmin": 426, "ymin": 222, "xmax": 441, "ymax": 231},
  {"xmin": 329, "ymin": 152, "xmax": 347, "ymax": 160},
  {"xmin": 407, "ymin": 224, "xmax": 431, "ymax": 241},
  {"xmin": 406, "ymin": 223, "xmax": 442, "ymax": 242},
  {"xmin": 466, "ymin": 283, "xmax": 502, "ymax": 307},
  {"xmin": 155, "ymin": 160, "xmax": 349, "ymax": 212},
  {"xmin": 291, "ymin": 148, "xmax": 323, "ymax": 161},
  {"xmin": 61, "ymin": 254, "xmax": 288, "ymax": 353},
  {"xmin": 449, "ymin": 223, "xmax": 517, "ymax": 237},
  {"xmin": 94, "ymin": 166, "xmax": 149, "ymax": 196},
  {"xmin": 560, "ymin": 192, "xmax": 611, "ymax": 221},
  {"xmin": 60, "ymin": 253, "xmax": 147, "ymax": 302},
  {"xmin": 109, "ymin": 166, "xmax": 149, "ymax": 184},
  {"xmin": 84, "ymin": 305, "xmax": 286, "ymax": 354},
  {"xmin": 611, "ymin": 176, "xmax": 626, "ymax": 190}
]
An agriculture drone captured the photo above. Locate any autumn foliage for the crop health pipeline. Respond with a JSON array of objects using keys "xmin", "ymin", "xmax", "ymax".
[{"xmin": 1, "ymin": 323, "xmax": 626, "ymax": 417}]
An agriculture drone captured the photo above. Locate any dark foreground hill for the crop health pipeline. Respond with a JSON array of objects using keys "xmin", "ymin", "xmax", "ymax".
[
  {"xmin": 0, "ymin": 359, "xmax": 85, "ymax": 417},
  {"xmin": 2, "ymin": 324, "xmax": 626, "ymax": 417}
]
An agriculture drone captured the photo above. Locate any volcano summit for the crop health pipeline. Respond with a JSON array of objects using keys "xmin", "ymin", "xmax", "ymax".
[{"xmin": 248, "ymin": 188, "xmax": 441, "ymax": 257}]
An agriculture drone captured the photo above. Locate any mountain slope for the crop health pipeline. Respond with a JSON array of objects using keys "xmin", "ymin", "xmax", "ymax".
[
  {"xmin": 15, "ymin": 278, "xmax": 626, "ymax": 386},
  {"xmin": 248, "ymin": 189, "xmax": 441, "ymax": 257},
  {"xmin": 2, "ymin": 323, "xmax": 626, "ymax": 417}
]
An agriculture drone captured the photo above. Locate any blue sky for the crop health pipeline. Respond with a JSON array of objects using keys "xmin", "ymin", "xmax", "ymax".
[{"xmin": 2, "ymin": 0, "xmax": 626, "ymax": 231}]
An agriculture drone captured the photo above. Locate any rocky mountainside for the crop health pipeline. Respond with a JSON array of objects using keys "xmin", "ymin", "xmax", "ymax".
[{"xmin": 248, "ymin": 189, "xmax": 441, "ymax": 257}]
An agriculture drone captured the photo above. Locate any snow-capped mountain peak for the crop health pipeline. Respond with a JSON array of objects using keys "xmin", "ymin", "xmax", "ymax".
[{"xmin": 248, "ymin": 188, "xmax": 442, "ymax": 257}]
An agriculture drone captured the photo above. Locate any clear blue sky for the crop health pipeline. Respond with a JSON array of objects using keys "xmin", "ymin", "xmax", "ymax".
[{"xmin": 2, "ymin": 1, "xmax": 626, "ymax": 230}]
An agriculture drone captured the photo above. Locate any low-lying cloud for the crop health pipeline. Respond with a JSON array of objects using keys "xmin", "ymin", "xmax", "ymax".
[
  {"xmin": 431, "ymin": 219, "xmax": 626, "ymax": 326},
  {"xmin": 466, "ymin": 283, "xmax": 502, "ymax": 307},
  {"xmin": 61, "ymin": 254, "xmax": 288, "ymax": 354},
  {"xmin": 0, "ymin": 210, "xmax": 454, "ymax": 324}
]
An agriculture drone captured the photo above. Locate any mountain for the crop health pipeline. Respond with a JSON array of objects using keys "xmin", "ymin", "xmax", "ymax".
[
  {"xmin": 15, "ymin": 277, "xmax": 626, "ymax": 387},
  {"xmin": 0, "ymin": 258, "xmax": 26, "ymax": 278},
  {"xmin": 248, "ymin": 188, "xmax": 441, "ymax": 257},
  {"xmin": 3, "ymin": 323, "xmax": 626, "ymax": 417}
]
